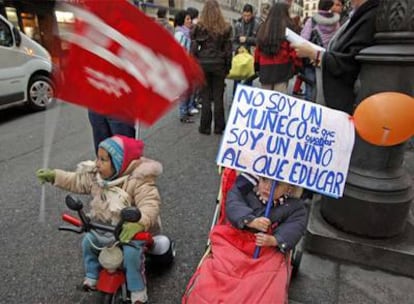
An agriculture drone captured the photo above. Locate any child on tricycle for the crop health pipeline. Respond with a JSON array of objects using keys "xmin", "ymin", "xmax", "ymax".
[{"xmin": 37, "ymin": 135, "xmax": 162, "ymax": 304}]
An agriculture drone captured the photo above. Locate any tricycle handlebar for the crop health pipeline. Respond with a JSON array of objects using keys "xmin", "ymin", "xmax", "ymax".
[
  {"xmin": 60, "ymin": 213, "xmax": 115, "ymax": 234},
  {"xmin": 61, "ymin": 195, "xmax": 142, "ymax": 240}
]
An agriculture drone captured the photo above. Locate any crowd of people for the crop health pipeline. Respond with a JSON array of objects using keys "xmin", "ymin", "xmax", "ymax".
[
  {"xmin": 159, "ymin": 0, "xmax": 354, "ymax": 134},
  {"xmin": 36, "ymin": 1, "xmax": 383, "ymax": 303},
  {"xmin": 86, "ymin": 0, "xmax": 376, "ymax": 143}
]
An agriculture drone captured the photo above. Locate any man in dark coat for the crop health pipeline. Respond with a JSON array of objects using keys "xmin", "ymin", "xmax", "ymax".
[
  {"xmin": 293, "ymin": 0, "xmax": 380, "ymax": 114},
  {"xmin": 232, "ymin": 4, "xmax": 259, "ymax": 95},
  {"xmin": 233, "ymin": 4, "xmax": 259, "ymax": 53}
]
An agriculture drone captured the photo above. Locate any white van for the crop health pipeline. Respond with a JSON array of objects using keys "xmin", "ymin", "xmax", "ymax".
[{"xmin": 0, "ymin": 14, "xmax": 54, "ymax": 111}]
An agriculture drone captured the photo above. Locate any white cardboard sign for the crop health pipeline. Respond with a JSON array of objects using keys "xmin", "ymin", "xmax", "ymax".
[{"xmin": 216, "ymin": 85, "xmax": 355, "ymax": 198}]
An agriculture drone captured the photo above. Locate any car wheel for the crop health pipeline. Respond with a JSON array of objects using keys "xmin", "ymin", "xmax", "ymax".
[{"xmin": 26, "ymin": 74, "xmax": 55, "ymax": 110}]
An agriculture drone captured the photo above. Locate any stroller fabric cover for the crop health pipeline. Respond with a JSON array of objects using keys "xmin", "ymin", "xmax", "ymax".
[{"xmin": 182, "ymin": 224, "xmax": 290, "ymax": 304}]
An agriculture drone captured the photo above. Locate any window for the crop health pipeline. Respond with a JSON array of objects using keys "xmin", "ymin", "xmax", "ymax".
[
  {"xmin": 5, "ymin": 7, "xmax": 20, "ymax": 29},
  {"xmin": 0, "ymin": 19, "xmax": 13, "ymax": 47}
]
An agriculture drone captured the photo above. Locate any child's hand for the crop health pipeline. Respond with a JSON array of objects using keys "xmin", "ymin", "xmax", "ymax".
[
  {"xmin": 246, "ymin": 217, "xmax": 271, "ymax": 232},
  {"xmin": 119, "ymin": 222, "xmax": 145, "ymax": 243},
  {"xmin": 36, "ymin": 168, "xmax": 55, "ymax": 184},
  {"xmin": 255, "ymin": 233, "xmax": 277, "ymax": 247}
]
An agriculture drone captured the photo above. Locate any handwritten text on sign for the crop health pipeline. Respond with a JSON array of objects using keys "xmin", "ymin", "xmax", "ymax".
[{"xmin": 216, "ymin": 86, "xmax": 355, "ymax": 198}]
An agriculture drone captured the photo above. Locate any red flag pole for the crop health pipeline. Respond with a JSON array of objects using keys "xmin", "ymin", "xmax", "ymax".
[{"xmin": 135, "ymin": 121, "xmax": 141, "ymax": 140}]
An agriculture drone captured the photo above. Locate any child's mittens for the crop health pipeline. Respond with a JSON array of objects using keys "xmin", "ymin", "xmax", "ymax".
[
  {"xmin": 36, "ymin": 168, "xmax": 55, "ymax": 184},
  {"xmin": 119, "ymin": 222, "xmax": 145, "ymax": 243}
]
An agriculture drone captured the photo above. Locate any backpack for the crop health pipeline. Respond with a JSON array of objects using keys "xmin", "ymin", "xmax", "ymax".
[
  {"xmin": 303, "ymin": 18, "xmax": 323, "ymax": 68},
  {"xmin": 309, "ymin": 18, "xmax": 323, "ymax": 47}
]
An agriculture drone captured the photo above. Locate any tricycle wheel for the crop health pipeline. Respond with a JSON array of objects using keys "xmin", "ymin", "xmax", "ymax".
[{"xmin": 96, "ymin": 289, "xmax": 124, "ymax": 304}]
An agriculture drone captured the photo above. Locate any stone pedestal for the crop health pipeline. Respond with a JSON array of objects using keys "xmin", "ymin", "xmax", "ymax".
[{"xmin": 306, "ymin": 198, "xmax": 414, "ymax": 278}]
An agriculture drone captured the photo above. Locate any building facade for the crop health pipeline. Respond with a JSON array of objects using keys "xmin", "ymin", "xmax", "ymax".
[
  {"xmin": 0, "ymin": 0, "xmax": 59, "ymax": 58},
  {"xmin": 182, "ymin": 0, "xmax": 303, "ymax": 22},
  {"xmin": 0, "ymin": 0, "xmax": 306, "ymax": 56},
  {"xmin": 303, "ymin": 0, "xmax": 318, "ymax": 18}
]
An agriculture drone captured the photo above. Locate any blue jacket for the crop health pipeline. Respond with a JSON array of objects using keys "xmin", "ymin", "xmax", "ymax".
[{"xmin": 226, "ymin": 174, "xmax": 307, "ymax": 252}]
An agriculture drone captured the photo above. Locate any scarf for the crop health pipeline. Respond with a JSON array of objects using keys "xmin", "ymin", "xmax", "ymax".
[
  {"xmin": 178, "ymin": 25, "xmax": 191, "ymax": 39},
  {"xmin": 97, "ymin": 173, "xmax": 129, "ymax": 189},
  {"xmin": 254, "ymin": 188, "xmax": 290, "ymax": 207}
]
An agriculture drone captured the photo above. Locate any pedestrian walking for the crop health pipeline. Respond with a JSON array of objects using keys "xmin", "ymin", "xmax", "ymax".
[
  {"xmin": 190, "ymin": 0, "xmax": 232, "ymax": 135},
  {"xmin": 254, "ymin": 2, "xmax": 302, "ymax": 93},
  {"xmin": 88, "ymin": 111, "xmax": 135, "ymax": 154},
  {"xmin": 174, "ymin": 9, "xmax": 199, "ymax": 123},
  {"xmin": 156, "ymin": 7, "xmax": 174, "ymax": 35}
]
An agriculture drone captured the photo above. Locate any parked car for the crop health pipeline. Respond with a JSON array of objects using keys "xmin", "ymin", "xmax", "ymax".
[{"xmin": 0, "ymin": 14, "xmax": 54, "ymax": 111}]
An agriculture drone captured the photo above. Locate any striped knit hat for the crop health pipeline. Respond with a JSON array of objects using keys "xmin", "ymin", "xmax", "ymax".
[{"xmin": 99, "ymin": 135, "xmax": 144, "ymax": 179}]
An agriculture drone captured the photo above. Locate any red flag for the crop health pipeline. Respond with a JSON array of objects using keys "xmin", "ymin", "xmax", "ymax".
[{"xmin": 55, "ymin": 0, "xmax": 204, "ymax": 125}]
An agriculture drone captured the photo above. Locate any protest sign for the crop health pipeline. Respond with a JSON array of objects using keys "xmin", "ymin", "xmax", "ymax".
[{"xmin": 216, "ymin": 85, "xmax": 355, "ymax": 198}]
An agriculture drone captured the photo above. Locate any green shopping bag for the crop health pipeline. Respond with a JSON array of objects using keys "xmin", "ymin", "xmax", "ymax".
[{"xmin": 227, "ymin": 47, "xmax": 255, "ymax": 80}]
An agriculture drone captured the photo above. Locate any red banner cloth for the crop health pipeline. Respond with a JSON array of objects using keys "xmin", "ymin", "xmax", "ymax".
[{"xmin": 55, "ymin": 0, "xmax": 204, "ymax": 125}]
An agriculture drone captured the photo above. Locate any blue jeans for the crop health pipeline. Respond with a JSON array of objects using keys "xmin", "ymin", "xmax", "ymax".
[
  {"xmin": 88, "ymin": 111, "xmax": 135, "ymax": 154},
  {"xmin": 233, "ymin": 79, "xmax": 253, "ymax": 96},
  {"xmin": 179, "ymin": 95, "xmax": 196, "ymax": 118},
  {"xmin": 82, "ymin": 232, "xmax": 146, "ymax": 292},
  {"xmin": 304, "ymin": 66, "xmax": 316, "ymax": 102}
]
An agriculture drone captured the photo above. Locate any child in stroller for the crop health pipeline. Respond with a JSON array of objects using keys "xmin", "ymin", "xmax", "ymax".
[{"xmin": 182, "ymin": 170, "xmax": 307, "ymax": 304}]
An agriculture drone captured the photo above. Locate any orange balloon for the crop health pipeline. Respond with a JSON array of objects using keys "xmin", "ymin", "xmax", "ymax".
[{"xmin": 353, "ymin": 92, "xmax": 414, "ymax": 146}]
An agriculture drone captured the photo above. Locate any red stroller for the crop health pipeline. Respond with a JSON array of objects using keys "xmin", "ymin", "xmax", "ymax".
[{"xmin": 182, "ymin": 168, "xmax": 304, "ymax": 304}]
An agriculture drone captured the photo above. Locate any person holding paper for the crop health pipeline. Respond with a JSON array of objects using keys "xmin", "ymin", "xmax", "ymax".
[
  {"xmin": 292, "ymin": 0, "xmax": 380, "ymax": 114},
  {"xmin": 254, "ymin": 2, "xmax": 302, "ymax": 93},
  {"xmin": 300, "ymin": 0, "xmax": 340, "ymax": 102}
]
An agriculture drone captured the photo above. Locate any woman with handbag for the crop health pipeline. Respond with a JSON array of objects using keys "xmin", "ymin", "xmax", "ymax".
[
  {"xmin": 190, "ymin": 0, "xmax": 232, "ymax": 135},
  {"xmin": 254, "ymin": 2, "xmax": 301, "ymax": 93}
]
